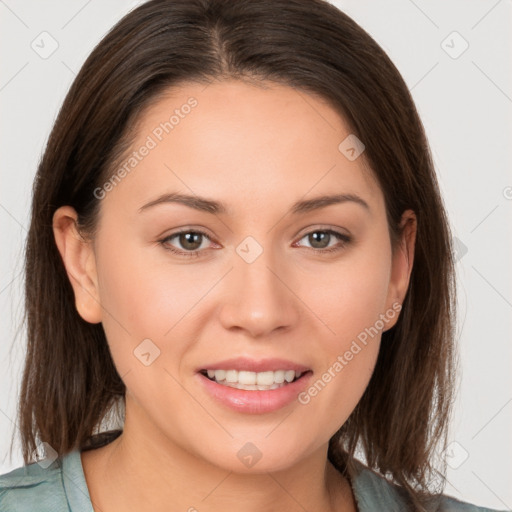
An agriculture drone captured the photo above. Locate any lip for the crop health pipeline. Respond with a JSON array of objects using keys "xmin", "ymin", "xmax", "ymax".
[
  {"xmin": 196, "ymin": 357, "xmax": 311, "ymax": 373},
  {"xmin": 196, "ymin": 368, "xmax": 313, "ymax": 414}
]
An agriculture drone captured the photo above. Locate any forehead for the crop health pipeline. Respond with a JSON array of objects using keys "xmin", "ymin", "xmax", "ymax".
[{"xmin": 103, "ymin": 79, "xmax": 383, "ymax": 219}]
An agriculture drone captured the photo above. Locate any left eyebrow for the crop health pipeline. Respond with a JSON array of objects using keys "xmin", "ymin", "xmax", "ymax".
[
  {"xmin": 138, "ymin": 192, "xmax": 370, "ymax": 215},
  {"xmin": 290, "ymin": 193, "xmax": 370, "ymax": 215}
]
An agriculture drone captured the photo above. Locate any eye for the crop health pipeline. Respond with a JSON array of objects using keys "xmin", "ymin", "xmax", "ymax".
[
  {"xmin": 159, "ymin": 227, "xmax": 351, "ymax": 259},
  {"xmin": 294, "ymin": 229, "xmax": 351, "ymax": 255},
  {"xmin": 160, "ymin": 229, "xmax": 214, "ymax": 258}
]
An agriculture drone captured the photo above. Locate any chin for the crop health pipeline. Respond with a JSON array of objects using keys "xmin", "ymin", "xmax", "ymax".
[{"xmin": 195, "ymin": 436, "xmax": 314, "ymax": 475}]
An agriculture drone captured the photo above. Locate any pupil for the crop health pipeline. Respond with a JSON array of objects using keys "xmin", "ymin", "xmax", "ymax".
[
  {"xmin": 310, "ymin": 231, "xmax": 330, "ymax": 249},
  {"xmin": 181, "ymin": 232, "xmax": 202, "ymax": 250}
]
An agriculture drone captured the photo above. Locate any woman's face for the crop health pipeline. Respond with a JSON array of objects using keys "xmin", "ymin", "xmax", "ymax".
[{"xmin": 58, "ymin": 80, "xmax": 415, "ymax": 473}]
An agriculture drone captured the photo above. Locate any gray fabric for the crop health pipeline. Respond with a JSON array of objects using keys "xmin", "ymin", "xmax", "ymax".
[
  {"xmin": 0, "ymin": 449, "xmax": 507, "ymax": 511},
  {"xmin": 346, "ymin": 459, "xmax": 508, "ymax": 512}
]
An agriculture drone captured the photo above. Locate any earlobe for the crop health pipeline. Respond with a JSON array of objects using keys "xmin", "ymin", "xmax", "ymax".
[
  {"xmin": 384, "ymin": 209, "xmax": 417, "ymax": 330},
  {"xmin": 52, "ymin": 206, "xmax": 102, "ymax": 324}
]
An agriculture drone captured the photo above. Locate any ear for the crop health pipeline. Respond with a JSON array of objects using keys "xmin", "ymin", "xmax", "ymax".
[
  {"xmin": 52, "ymin": 206, "xmax": 102, "ymax": 324},
  {"xmin": 383, "ymin": 209, "xmax": 417, "ymax": 331}
]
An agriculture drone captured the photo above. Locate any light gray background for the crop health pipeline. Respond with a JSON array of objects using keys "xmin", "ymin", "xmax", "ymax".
[{"xmin": 1, "ymin": 0, "xmax": 511, "ymax": 509}]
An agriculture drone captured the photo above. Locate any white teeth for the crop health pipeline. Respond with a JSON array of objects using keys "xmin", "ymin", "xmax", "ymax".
[
  {"xmin": 221, "ymin": 382, "xmax": 281, "ymax": 391},
  {"xmin": 256, "ymin": 371, "xmax": 274, "ymax": 386},
  {"xmin": 274, "ymin": 370, "xmax": 285, "ymax": 383},
  {"xmin": 225, "ymin": 370, "xmax": 238, "ymax": 383},
  {"xmin": 203, "ymin": 368, "xmax": 306, "ymax": 388},
  {"xmin": 214, "ymin": 369, "xmax": 226, "ymax": 381},
  {"xmin": 238, "ymin": 371, "xmax": 256, "ymax": 385},
  {"xmin": 284, "ymin": 370, "xmax": 295, "ymax": 383}
]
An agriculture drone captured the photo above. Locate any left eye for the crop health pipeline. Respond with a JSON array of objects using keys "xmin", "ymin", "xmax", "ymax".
[{"xmin": 294, "ymin": 229, "xmax": 350, "ymax": 252}]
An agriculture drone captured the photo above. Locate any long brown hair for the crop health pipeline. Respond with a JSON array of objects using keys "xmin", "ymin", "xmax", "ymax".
[{"xmin": 16, "ymin": 0, "xmax": 456, "ymax": 509}]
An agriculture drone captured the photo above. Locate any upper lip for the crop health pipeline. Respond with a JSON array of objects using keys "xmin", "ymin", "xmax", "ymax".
[{"xmin": 198, "ymin": 357, "xmax": 311, "ymax": 373}]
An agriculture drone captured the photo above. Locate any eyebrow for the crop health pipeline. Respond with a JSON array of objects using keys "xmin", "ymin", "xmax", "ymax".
[{"xmin": 138, "ymin": 192, "xmax": 370, "ymax": 215}]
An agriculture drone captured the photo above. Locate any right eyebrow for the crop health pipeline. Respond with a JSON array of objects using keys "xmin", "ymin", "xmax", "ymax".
[{"xmin": 138, "ymin": 193, "xmax": 226, "ymax": 215}]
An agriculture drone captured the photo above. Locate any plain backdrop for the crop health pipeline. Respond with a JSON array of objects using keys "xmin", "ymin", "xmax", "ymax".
[{"xmin": 1, "ymin": 0, "xmax": 511, "ymax": 509}]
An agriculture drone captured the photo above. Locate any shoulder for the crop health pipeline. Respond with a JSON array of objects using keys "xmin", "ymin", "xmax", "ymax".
[
  {"xmin": 0, "ymin": 450, "xmax": 92, "ymax": 512},
  {"xmin": 0, "ymin": 456, "xmax": 67, "ymax": 511},
  {"xmin": 349, "ymin": 459, "xmax": 508, "ymax": 512}
]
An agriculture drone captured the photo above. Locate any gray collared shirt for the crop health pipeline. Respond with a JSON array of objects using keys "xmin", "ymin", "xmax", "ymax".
[{"xmin": 0, "ymin": 449, "xmax": 507, "ymax": 512}]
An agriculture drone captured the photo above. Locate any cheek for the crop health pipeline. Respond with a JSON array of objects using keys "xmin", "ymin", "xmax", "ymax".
[
  {"xmin": 92, "ymin": 234, "xmax": 184, "ymax": 374},
  {"xmin": 303, "ymin": 244, "xmax": 392, "ymax": 345},
  {"xmin": 293, "ymin": 240, "xmax": 391, "ymax": 418},
  {"xmin": 93, "ymin": 241, "xmax": 204, "ymax": 414},
  {"xmin": 95, "ymin": 233, "xmax": 204, "ymax": 333}
]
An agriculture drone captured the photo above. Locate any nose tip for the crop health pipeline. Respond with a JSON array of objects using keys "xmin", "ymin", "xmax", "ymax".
[{"xmin": 218, "ymin": 256, "xmax": 299, "ymax": 338}]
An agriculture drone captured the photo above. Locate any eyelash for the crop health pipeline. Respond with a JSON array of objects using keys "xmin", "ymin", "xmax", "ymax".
[{"xmin": 159, "ymin": 228, "xmax": 351, "ymax": 259}]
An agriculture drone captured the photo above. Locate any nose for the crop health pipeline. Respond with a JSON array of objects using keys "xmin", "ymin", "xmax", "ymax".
[{"xmin": 218, "ymin": 250, "xmax": 300, "ymax": 338}]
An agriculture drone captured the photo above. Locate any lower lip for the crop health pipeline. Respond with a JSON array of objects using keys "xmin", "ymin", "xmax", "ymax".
[{"xmin": 196, "ymin": 372, "xmax": 313, "ymax": 414}]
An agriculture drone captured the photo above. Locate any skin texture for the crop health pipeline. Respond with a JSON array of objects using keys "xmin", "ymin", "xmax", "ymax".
[{"xmin": 53, "ymin": 80, "xmax": 416, "ymax": 512}]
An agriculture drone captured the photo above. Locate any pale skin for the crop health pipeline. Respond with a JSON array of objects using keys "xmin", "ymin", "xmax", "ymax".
[{"xmin": 53, "ymin": 80, "xmax": 416, "ymax": 512}]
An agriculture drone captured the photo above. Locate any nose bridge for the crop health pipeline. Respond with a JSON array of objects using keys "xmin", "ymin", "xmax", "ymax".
[{"xmin": 218, "ymin": 237, "xmax": 299, "ymax": 337}]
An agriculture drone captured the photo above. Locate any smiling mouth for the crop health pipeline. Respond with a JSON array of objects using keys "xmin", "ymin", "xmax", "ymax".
[{"xmin": 199, "ymin": 369, "xmax": 310, "ymax": 391}]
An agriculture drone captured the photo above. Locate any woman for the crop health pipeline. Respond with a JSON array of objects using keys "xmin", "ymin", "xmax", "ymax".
[{"xmin": 0, "ymin": 1, "xmax": 505, "ymax": 511}]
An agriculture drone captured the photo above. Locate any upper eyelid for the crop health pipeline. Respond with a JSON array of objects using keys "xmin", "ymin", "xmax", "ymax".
[{"xmin": 295, "ymin": 224, "xmax": 349, "ymax": 239}]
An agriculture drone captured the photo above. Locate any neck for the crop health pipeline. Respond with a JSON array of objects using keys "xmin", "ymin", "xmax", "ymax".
[{"xmin": 81, "ymin": 403, "xmax": 357, "ymax": 512}]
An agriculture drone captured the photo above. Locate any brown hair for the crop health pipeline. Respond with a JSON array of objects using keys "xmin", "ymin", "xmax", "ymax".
[{"xmin": 16, "ymin": 0, "xmax": 457, "ymax": 509}]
